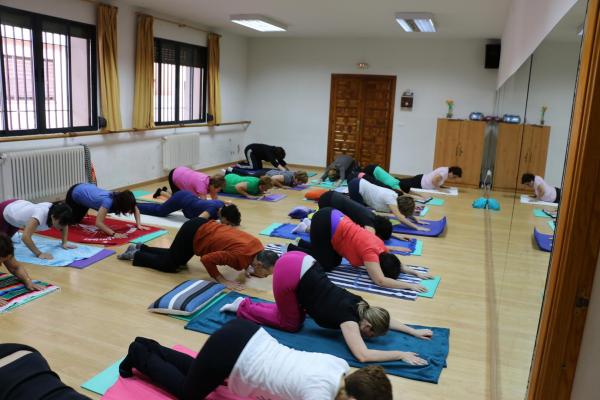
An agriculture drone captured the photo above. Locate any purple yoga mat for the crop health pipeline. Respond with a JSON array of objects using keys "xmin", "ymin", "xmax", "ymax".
[
  {"xmin": 533, "ymin": 228, "xmax": 553, "ymax": 252},
  {"xmin": 392, "ymin": 217, "xmax": 447, "ymax": 237},
  {"xmin": 219, "ymin": 193, "xmax": 287, "ymax": 202},
  {"xmin": 286, "ymin": 184, "xmax": 309, "ymax": 191},
  {"xmin": 69, "ymin": 249, "xmax": 116, "ymax": 269}
]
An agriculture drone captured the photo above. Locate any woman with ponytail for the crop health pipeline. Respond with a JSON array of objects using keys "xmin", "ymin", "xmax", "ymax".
[{"xmin": 221, "ymin": 251, "xmax": 432, "ymax": 365}]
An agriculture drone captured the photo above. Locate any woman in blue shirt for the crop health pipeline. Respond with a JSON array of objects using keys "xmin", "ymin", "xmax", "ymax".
[{"xmin": 66, "ymin": 183, "xmax": 147, "ymax": 238}]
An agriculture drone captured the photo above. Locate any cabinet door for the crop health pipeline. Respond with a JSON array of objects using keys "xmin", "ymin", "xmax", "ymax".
[
  {"xmin": 327, "ymin": 76, "xmax": 363, "ymax": 162},
  {"xmin": 358, "ymin": 76, "xmax": 396, "ymax": 169},
  {"xmin": 493, "ymin": 123, "xmax": 524, "ymax": 191},
  {"xmin": 433, "ymin": 118, "xmax": 461, "ymax": 169},
  {"xmin": 456, "ymin": 120, "xmax": 486, "ymax": 187},
  {"xmin": 517, "ymin": 125, "xmax": 550, "ymax": 192}
]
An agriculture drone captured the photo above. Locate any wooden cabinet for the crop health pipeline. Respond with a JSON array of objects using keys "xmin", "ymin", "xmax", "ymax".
[
  {"xmin": 493, "ymin": 123, "xmax": 550, "ymax": 192},
  {"xmin": 433, "ymin": 118, "xmax": 486, "ymax": 187}
]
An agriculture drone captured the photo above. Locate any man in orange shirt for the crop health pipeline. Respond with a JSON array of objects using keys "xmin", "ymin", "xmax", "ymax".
[{"xmin": 117, "ymin": 218, "xmax": 278, "ymax": 290}]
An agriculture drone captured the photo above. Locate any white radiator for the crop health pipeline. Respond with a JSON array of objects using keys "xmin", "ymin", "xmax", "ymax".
[
  {"xmin": 162, "ymin": 133, "xmax": 200, "ymax": 170},
  {"xmin": 0, "ymin": 146, "xmax": 87, "ymax": 202}
]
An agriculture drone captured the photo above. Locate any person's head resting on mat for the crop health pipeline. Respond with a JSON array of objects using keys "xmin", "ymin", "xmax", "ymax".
[
  {"xmin": 218, "ymin": 204, "xmax": 241, "ymax": 226},
  {"xmin": 293, "ymin": 171, "xmax": 309, "ymax": 185},
  {"xmin": 379, "ymin": 252, "xmax": 401, "ymax": 280},
  {"xmin": 111, "ymin": 190, "xmax": 137, "ymax": 215},
  {"xmin": 396, "ymin": 195, "xmax": 416, "ymax": 217},
  {"xmin": 337, "ymin": 365, "xmax": 393, "ymax": 400},
  {"xmin": 372, "ymin": 215, "xmax": 393, "ymax": 240},
  {"xmin": 258, "ymin": 176, "xmax": 274, "ymax": 193},
  {"xmin": 47, "ymin": 202, "xmax": 73, "ymax": 230},
  {"xmin": 247, "ymin": 249, "xmax": 279, "ymax": 278},
  {"xmin": 210, "ymin": 174, "xmax": 226, "ymax": 191},
  {"xmin": 448, "ymin": 166, "xmax": 463, "ymax": 179},
  {"xmin": 327, "ymin": 168, "xmax": 341, "ymax": 182},
  {"xmin": 521, "ymin": 173, "xmax": 535, "ymax": 187},
  {"xmin": 356, "ymin": 300, "xmax": 391, "ymax": 339}
]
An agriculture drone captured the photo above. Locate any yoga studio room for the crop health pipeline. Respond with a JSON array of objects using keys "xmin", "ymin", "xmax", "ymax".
[{"xmin": 1, "ymin": 0, "xmax": 600, "ymax": 399}]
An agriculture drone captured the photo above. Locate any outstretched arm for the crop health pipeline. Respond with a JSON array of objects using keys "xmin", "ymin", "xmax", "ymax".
[
  {"xmin": 21, "ymin": 218, "xmax": 51, "ymax": 259},
  {"xmin": 4, "ymin": 256, "xmax": 44, "ymax": 291},
  {"xmin": 389, "ymin": 318, "xmax": 433, "ymax": 340},
  {"xmin": 134, "ymin": 207, "xmax": 149, "ymax": 230},
  {"xmin": 235, "ymin": 182, "xmax": 260, "ymax": 199},
  {"xmin": 388, "ymin": 205, "xmax": 428, "ymax": 232},
  {"xmin": 340, "ymin": 321, "xmax": 428, "ymax": 365},
  {"xmin": 365, "ymin": 261, "xmax": 426, "ymax": 292}
]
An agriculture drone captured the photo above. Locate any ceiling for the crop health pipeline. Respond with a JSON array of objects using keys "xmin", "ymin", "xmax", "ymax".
[{"xmin": 121, "ymin": 0, "xmax": 513, "ymax": 39}]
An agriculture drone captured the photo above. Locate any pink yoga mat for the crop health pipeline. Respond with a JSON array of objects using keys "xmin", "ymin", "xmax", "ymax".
[{"xmin": 101, "ymin": 345, "xmax": 251, "ymax": 400}]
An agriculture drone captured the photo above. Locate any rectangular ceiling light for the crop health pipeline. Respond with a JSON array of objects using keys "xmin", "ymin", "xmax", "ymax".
[
  {"xmin": 230, "ymin": 14, "xmax": 287, "ymax": 32},
  {"xmin": 395, "ymin": 13, "xmax": 436, "ymax": 33}
]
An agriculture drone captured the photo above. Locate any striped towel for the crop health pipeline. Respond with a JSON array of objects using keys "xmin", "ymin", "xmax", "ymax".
[
  {"xmin": 264, "ymin": 244, "xmax": 428, "ymax": 301},
  {"xmin": 148, "ymin": 280, "xmax": 225, "ymax": 316},
  {"xmin": 0, "ymin": 273, "xmax": 59, "ymax": 313}
]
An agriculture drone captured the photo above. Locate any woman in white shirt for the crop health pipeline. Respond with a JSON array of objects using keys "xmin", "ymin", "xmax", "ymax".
[
  {"xmin": 399, "ymin": 166, "xmax": 462, "ymax": 193},
  {"xmin": 522, "ymin": 173, "xmax": 561, "ymax": 203},
  {"xmin": 0, "ymin": 200, "xmax": 74, "ymax": 259},
  {"xmin": 119, "ymin": 319, "xmax": 393, "ymax": 400}
]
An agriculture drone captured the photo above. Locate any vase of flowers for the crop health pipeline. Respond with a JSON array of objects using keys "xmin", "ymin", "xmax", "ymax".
[
  {"xmin": 540, "ymin": 106, "xmax": 548, "ymax": 125},
  {"xmin": 446, "ymin": 99, "xmax": 455, "ymax": 119}
]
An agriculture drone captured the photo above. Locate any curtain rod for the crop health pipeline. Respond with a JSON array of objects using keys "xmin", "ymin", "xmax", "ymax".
[{"xmin": 79, "ymin": 0, "xmax": 221, "ymax": 37}]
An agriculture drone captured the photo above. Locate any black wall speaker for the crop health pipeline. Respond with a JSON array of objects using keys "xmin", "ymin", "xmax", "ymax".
[{"xmin": 485, "ymin": 44, "xmax": 501, "ymax": 69}]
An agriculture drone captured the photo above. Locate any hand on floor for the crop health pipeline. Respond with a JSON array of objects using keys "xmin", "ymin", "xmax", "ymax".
[
  {"xmin": 25, "ymin": 282, "xmax": 44, "ymax": 291},
  {"xmin": 399, "ymin": 352, "xmax": 428, "ymax": 366},
  {"xmin": 38, "ymin": 252, "xmax": 53, "ymax": 260},
  {"xmin": 413, "ymin": 329, "xmax": 433, "ymax": 340},
  {"xmin": 221, "ymin": 280, "xmax": 245, "ymax": 291},
  {"xmin": 416, "ymin": 226, "xmax": 430, "ymax": 232},
  {"xmin": 219, "ymin": 297, "xmax": 244, "ymax": 313},
  {"xmin": 62, "ymin": 243, "xmax": 77, "ymax": 250},
  {"xmin": 113, "ymin": 232, "xmax": 128, "ymax": 239},
  {"xmin": 137, "ymin": 225, "xmax": 150, "ymax": 231},
  {"xmin": 410, "ymin": 283, "xmax": 428, "ymax": 293},
  {"xmin": 414, "ymin": 271, "xmax": 434, "ymax": 280}
]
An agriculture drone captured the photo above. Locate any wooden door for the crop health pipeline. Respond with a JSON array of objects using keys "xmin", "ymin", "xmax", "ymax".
[
  {"xmin": 455, "ymin": 120, "xmax": 486, "ymax": 187},
  {"xmin": 327, "ymin": 74, "xmax": 396, "ymax": 170},
  {"xmin": 493, "ymin": 123, "xmax": 525, "ymax": 191},
  {"xmin": 433, "ymin": 118, "xmax": 461, "ymax": 168},
  {"xmin": 357, "ymin": 76, "xmax": 396, "ymax": 168},
  {"xmin": 517, "ymin": 124, "xmax": 550, "ymax": 192}
]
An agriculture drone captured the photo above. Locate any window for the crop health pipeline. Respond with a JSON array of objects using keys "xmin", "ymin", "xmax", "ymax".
[
  {"xmin": 0, "ymin": 6, "xmax": 97, "ymax": 136},
  {"xmin": 154, "ymin": 38, "xmax": 207, "ymax": 125}
]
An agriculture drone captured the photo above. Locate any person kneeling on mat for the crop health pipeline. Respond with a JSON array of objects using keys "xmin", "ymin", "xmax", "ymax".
[
  {"xmin": 236, "ymin": 143, "xmax": 289, "ymax": 171},
  {"xmin": 1, "ymin": 199, "xmax": 75, "ymax": 259},
  {"xmin": 400, "ymin": 166, "xmax": 462, "ymax": 193},
  {"xmin": 522, "ymin": 173, "xmax": 561, "ymax": 203},
  {"xmin": 119, "ymin": 319, "xmax": 394, "ymax": 400},
  {"xmin": 348, "ymin": 178, "xmax": 429, "ymax": 232},
  {"xmin": 65, "ymin": 183, "xmax": 148, "ymax": 238},
  {"xmin": 317, "ymin": 154, "xmax": 358, "ymax": 188},
  {"xmin": 162, "ymin": 166, "xmax": 226, "ymax": 201},
  {"xmin": 223, "ymin": 174, "xmax": 273, "ymax": 199},
  {"xmin": 222, "ymin": 252, "xmax": 432, "ymax": 366},
  {"xmin": 289, "ymin": 207, "xmax": 432, "ymax": 292},
  {"xmin": 0, "ymin": 233, "xmax": 44, "ymax": 306},
  {"xmin": 117, "ymin": 218, "xmax": 278, "ymax": 290},
  {"xmin": 139, "ymin": 190, "xmax": 241, "ymax": 226}
]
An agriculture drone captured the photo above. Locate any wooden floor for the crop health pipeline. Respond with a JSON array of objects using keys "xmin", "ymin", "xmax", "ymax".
[{"xmin": 0, "ymin": 167, "xmax": 552, "ymax": 400}]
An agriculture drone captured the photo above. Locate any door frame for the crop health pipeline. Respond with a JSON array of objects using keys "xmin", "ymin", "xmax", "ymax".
[
  {"xmin": 528, "ymin": 0, "xmax": 600, "ymax": 397},
  {"xmin": 326, "ymin": 74, "xmax": 396, "ymax": 170}
]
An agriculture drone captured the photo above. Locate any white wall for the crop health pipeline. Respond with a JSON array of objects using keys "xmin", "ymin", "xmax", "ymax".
[
  {"xmin": 571, "ymin": 250, "xmax": 600, "ymax": 399},
  {"xmin": 0, "ymin": 0, "xmax": 248, "ymax": 189},
  {"xmin": 244, "ymin": 38, "xmax": 497, "ymax": 175}
]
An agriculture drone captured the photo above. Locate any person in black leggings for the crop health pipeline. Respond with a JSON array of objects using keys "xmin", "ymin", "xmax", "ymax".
[
  {"xmin": 0, "ymin": 343, "xmax": 90, "ymax": 400},
  {"xmin": 119, "ymin": 319, "xmax": 258, "ymax": 399}
]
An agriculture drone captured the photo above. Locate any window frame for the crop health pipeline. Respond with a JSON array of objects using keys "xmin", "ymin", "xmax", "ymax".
[
  {"xmin": 0, "ymin": 5, "xmax": 98, "ymax": 137},
  {"xmin": 154, "ymin": 37, "xmax": 207, "ymax": 126}
]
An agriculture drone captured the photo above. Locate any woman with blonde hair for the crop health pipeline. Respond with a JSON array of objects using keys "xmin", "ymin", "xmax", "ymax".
[
  {"xmin": 221, "ymin": 251, "xmax": 432, "ymax": 365},
  {"xmin": 223, "ymin": 174, "xmax": 273, "ymax": 199}
]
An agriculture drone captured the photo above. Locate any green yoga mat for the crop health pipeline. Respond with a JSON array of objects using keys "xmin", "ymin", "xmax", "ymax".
[
  {"xmin": 412, "ymin": 240, "xmax": 423, "ymax": 256},
  {"xmin": 132, "ymin": 189, "xmax": 163, "ymax": 204},
  {"xmin": 533, "ymin": 209, "xmax": 551, "ymax": 218},
  {"xmin": 418, "ymin": 206, "xmax": 430, "ymax": 217},
  {"xmin": 309, "ymin": 179, "xmax": 348, "ymax": 188},
  {"xmin": 259, "ymin": 222, "xmax": 283, "ymax": 236},
  {"xmin": 418, "ymin": 276, "xmax": 441, "ymax": 298},
  {"xmin": 170, "ymin": 292, "xmax": 229, "ymax": 322},
  {"xmin": 81, "ymin": 357, "xmax": 124, "ymax": 395},
  {"xmin": 130, "ymin": 230, "xmax": 168, "ymax": 244},
  {"xmin": 548, "ymin": 220, "xmax": 556, "ymax": 231},
  {"xmin": 307, "ymin": 172, "xmax": 317, "ymax": 177},
  {"xmin": 425, "ymin": 198, "xmax": 444, "ymax": 206}
]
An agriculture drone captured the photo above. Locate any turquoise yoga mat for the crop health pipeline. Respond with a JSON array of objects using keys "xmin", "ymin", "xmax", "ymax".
[
  {"xmin": 170, "ymin": 292, "xmax": 229, "ymax": 322},
  {"xmin": 533, "ymin": 209, "xmax": 551, "ymax": 218},
  {"xmin": 308, "ymin": 179, "xmax": 348, "ymax": 188},
  {"xmin": 425, "ymin": 198, "xmax": 445, "ymax": 206},
  {"xmin": 130, "ymin": 230, "xmax": 168, "ymax": 244},
  {"xmin": 306, "ymin": 172, "xmax": 318, "ymax": 177},
  {"xmin": 419, "ymin": 276, "xmax": 441, "ymax": 298},
  {"xmin": 81, "ymin": 358, "xmax": 124, "ymax": 395},
  {"xmin": 548, "ymin": 220, "xmax": 556, "ymax": 231}
]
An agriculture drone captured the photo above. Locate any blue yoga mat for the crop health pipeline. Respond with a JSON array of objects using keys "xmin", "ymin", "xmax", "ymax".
[
  {"xmin": 12, "ymin": 233, "xmax": 104, "ymax": 267},
  {"xmin": 185, "ymin": 292, "xmax": 449, "ymax": 383},
  {"xmin": 534, "ymin": 228, "xmax": 553, "ymax": 252},
  {"xmin": 219, "ymin": 192, "xmax": 287, "ymax": 202},
  {"xmin": 392, "ymin": 217, "xmax": 447, "ymax": 237},
  {"xmin": 260, "ymin": 223, "xmax": 422, "ymax": 255}
]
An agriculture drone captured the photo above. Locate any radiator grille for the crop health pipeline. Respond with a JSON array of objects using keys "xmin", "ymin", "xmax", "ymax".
[{"xmin": 162, "ymin": 133, "xmax": 200, "ymax": 170}]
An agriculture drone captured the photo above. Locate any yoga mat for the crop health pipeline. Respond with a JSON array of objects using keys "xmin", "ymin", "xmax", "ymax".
[
  {"xmin": 115, "ymin": 212, "xmax": 188, "ymax": 229},
  {"xmin": 307, "ymin": 172, "xmax": 318, "ymax": 177},
  {"xmin": 219, "ymin": 192, "xmax": 287, "ymax": 202},
  {"xmin": 37, "ymin": 215, "xmax": 167, "ymax": 246},
  {"xmin": 418, "ymin": 206, "xmax": 430, "ymax": 217},
  {"xmin": 416, "ymin": 197, "xmax": 445, "ymax": 206},
  {"xmin": 12, "ymin": 233, "xmax": 104, "ymax": 267},
  {"xmin": 412, "ymin": 187, "xmax": 458, "ymax": 196},
  {"xmin": 533, "ymin": 209, "xmax": 551, "ymax": 218},
  {"xmin": 520, "ymin": 194, "xmax": 558, "ymax": 207},
  {"xmin": 392, "ymin": 217, "xmax": 447, "ymax": 237},
  {"xmin": 170, "ymin": 292, "xmax": 229, "ymax": 322},
  {"xmin": 130, "ymin": 230, "xmax": 168, "ymax": 244},
  {"xmin": 308, "ymin": 179, "xmax": 348, "ymax": 188},
  {"xmin": 133, "ymin": 190, "xmax": 166, "ymax": 204},
  {"xmin": 69, "ymin": 249, "xmax": 116, "ymax": 269},
  {"xmin": 0, "ymin": 273, "xmax": 59, "ymax": 313},
  {"xmin": 534, "ymin": 228, "xmax": 553, "ymax": 252},
  {"xmin": 260, "ymin": 224, "xmax": 423, "ymax": 256},
  {"xmin": 548, "ymin": 220, "xmax": 556, "ymax": 231},
  {"xmin": 285, "ymin": 184, "xmax": 309, "ymax": 191},
  {"xmin": 85, "ymin": 346, "xmax": 250, "ymax": 400},
  {"xmin": 186, "ymin": 292, "xmax": 450, "ymax": 383}
]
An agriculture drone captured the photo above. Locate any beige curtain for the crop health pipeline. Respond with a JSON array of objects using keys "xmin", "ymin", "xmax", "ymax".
[
  {"xmin": 132, "ymin": 14, "xmax": 155, "ymax": 129},
  {"xmin": 97, "ymin": 4, "xmax": 122, "ymax": 131},
  {"xmin": 207, "ymin": 33, "xmax": 221, "ymax": 125}
]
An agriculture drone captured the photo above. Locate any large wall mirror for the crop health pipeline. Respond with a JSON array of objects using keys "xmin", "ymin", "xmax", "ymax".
[{"xmin": 490, "ymin": 1, "xmax": 587, "ymax": 399}]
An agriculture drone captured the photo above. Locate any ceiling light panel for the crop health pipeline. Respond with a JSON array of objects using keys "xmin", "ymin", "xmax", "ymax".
[
  {"xmin": 230, "ymin": 14, "xmax": 287, "ymax": 32},
  {"xmin": 396, "ymin": 13, "xmax": 436, "ymax": 33}
]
